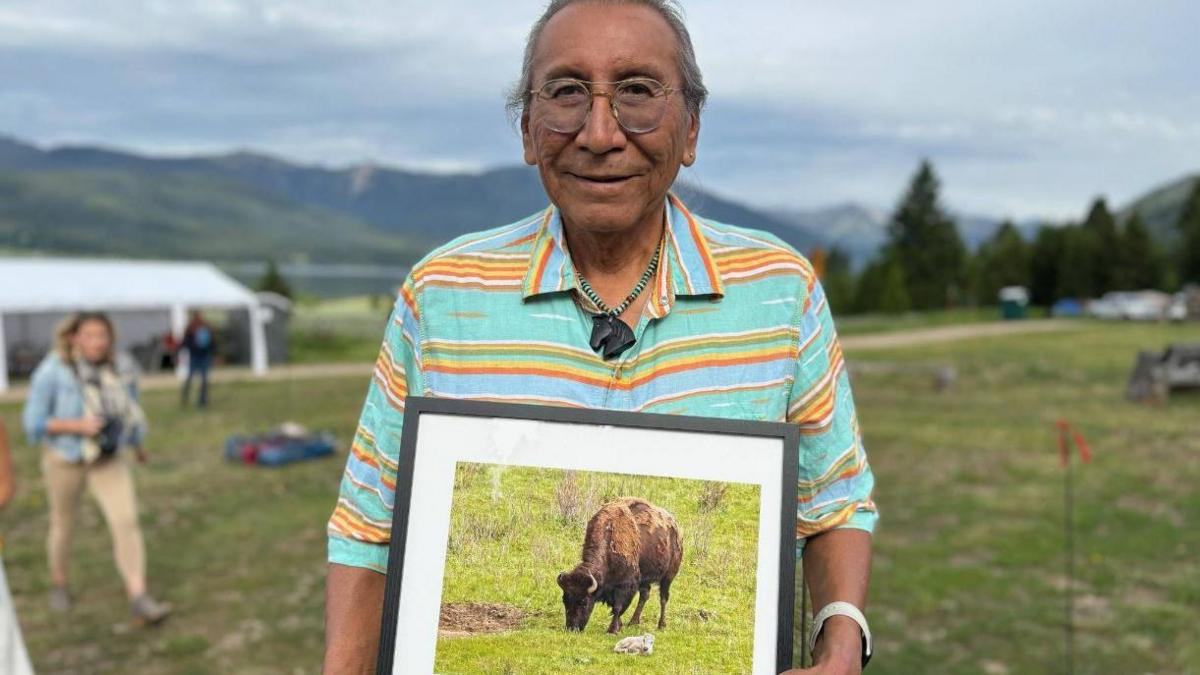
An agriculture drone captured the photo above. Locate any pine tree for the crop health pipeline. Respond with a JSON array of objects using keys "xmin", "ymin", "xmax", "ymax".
[
  {"xmin": 1117, "ymin": 213, "xmax": 1164, "ymax": 290},
  {"xmin": 257, "ymin": 260, "xmax": 294, "ymax": 299},
  {"xmin": 886, "ymin": 160, "xmax": 966, "ymax": 310},
  {"xmin": 1056, "ymin": 226, "xmax": 1096, "ymax": 300},
  {"xmin": 1081, "ymin": 197, "xmax": 1119, "ymax": 295},
  {"xmin": 1030, "ymin": 225, "xmax": 1066, "ymax": 306},
  {"xmin": 820, "ymin": 247, "xmax": 857, "ymax": 314},
  {"xmin": 1178, "ymin": 179, "xmax": 1200, "ymax": 285},
  {"xmin": 854, "ymin": 254, "xmax": 910, "ymax": 314},
  {"xmin": 963, "ymin": 253, "xmax": 984, "ymax": 307},
  {"xmin": 974, "ymin": 221, "xmax": 1032, "ymax": 304}
]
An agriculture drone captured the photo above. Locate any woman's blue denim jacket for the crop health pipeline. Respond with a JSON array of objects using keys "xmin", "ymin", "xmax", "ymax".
[{"xmin": 22, "ymin": 353, "xmax": 146, "ymax": 462}]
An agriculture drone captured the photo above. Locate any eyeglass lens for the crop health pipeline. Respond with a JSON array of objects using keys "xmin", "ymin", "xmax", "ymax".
[{"xmin": 535, "ymin": 79, "xmax": 668, "ymax": 134}]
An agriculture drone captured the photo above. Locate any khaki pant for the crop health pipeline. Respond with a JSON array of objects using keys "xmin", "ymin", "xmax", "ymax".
[{"xmin": 41, "ymin": 452, "xmax": 145, "ymax": 593}]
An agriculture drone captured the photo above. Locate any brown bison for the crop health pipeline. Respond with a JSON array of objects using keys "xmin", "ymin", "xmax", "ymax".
[{"xmin": 556, "ymin": 497, "xmax": 683, "ymax": 634}]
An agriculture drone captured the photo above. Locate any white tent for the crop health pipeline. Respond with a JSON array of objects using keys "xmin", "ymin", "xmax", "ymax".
[{"xmin": 0, "ymin": 257, "xmax": 269, "ymax": 391}]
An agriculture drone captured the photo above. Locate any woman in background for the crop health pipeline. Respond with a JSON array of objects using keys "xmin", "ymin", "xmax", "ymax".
[
  {"xmin": 0, "ymin": 419, "xmax": 35, "ymax": 674},
  {"xmin": 22, "ymin": 312, "xmax": 171, "ymax": 625}
]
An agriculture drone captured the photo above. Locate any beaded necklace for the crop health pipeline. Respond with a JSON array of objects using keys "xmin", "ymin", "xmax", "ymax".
[{"xmin": 576, "ymin": 242, "xmax": 661, "ymax": 359}]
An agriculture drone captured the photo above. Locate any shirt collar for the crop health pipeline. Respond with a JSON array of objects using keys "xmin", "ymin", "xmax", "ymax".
[{"xmin": 521, "ymin": 193, "xmax": 725, "ymax": 316}]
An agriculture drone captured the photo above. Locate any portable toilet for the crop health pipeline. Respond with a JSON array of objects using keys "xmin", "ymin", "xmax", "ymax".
[{"xmin": 999, "ymin": 286, "xmax": 1029, "ymax": 320}]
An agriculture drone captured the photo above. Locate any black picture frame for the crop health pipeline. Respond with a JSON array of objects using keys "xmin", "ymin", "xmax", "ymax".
[{"xmin": 376, "ymin": 396, "xmax": 800, "ymax": 674}]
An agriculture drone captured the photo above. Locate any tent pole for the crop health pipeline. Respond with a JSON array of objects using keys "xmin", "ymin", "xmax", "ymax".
[
  {"xmin": 171, "ymin": 304, "xmax": 188, "ymax": 380},
  {"xmin": 0, "ymin": 312, "xmax": 9, "ymax": 393},
  {"xmin": 249, "ymin": 301, "xmax": 268, "ymax": 376}
]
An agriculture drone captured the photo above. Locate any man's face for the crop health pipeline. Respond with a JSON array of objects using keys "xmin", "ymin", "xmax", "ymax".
[{"xmin": 521, "ymin": 2, "xmax": 699, "ymax": 235}]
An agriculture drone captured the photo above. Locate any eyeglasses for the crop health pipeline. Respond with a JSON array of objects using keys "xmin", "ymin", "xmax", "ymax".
[{"xmin": 529, "ymin": 77, "xmax": 676, "ymax": 135}]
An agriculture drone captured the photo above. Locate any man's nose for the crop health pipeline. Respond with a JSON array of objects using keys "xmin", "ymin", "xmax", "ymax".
[{"xmin": 574, "ymin": 92, "xmax": 627, "ymax": 154}]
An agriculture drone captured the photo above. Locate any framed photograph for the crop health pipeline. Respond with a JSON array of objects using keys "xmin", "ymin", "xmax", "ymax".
[{"xmin": 378, "ymin": 397, "xmax": 800, "ymax": 675}]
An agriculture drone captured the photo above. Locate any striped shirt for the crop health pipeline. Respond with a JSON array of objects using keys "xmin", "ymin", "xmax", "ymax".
[{"xmin": 328, "ymin": 194, "xmax": 877, "ymax": 572}]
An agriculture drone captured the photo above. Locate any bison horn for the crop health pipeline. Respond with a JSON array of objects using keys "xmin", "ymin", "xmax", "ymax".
[
  {"xmin": 587, "ymin": 573, "xmax": 598, "ymax": 595},
  {"xmin": 557, "ymin": 572, "xmax": 567, "ymax": 588}
]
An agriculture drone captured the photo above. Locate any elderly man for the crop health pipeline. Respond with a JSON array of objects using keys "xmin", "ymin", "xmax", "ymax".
[{"xmin": 324, "ymin": 1, "xmax": 877, "ymax": 673}]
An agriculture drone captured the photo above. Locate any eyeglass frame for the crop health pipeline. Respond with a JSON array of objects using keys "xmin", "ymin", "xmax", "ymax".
[{"xmin": 527, "ymin": 77, "xmax": 680, "ymax": 135}]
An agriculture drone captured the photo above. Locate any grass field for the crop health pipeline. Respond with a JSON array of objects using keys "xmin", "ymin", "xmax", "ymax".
[
  {"xmin": 288, "ymin": 295, "xmax": 390, "ymax": 365},
  {"xmin": 434, "ymin": 464, "xmax": 761, "ymax": 674},
  {"xmin": 286, "ymin": 297, "xmax": 1035, "ymax": 362},
  {"xmin": 0, "ymin": 319, "xmax": 1196, "ymax": 673},
  {"xmin": 834, "ymin": 306, "xmax": 1049, "ymax": 336},
  {"xmin": 855, "ymin": 320, "xmax": 1200, "ymax": 674},
  {"xmin": 0, "ymin": 375, "xmax": 366, "ymax": 674},
  {"xmin": 285, "ymin": 298, "xmax": 1036, "ymax": 364}
]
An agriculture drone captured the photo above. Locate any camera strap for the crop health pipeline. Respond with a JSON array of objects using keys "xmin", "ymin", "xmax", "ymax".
[{"xmin": 73, "ymin": 359, "xmax": 135, "ymax": 462}]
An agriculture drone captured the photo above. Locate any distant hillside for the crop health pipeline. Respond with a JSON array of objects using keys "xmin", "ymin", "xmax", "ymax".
[
  {"xmin": 770, "ymin": 202, "xmax": 1017, "ymax": 268},
  {"xmin": 12, "ymin": 133, "xmax": 1180, "ymax": 271},
  {"xmin": 0, "ymin": 169, "xmax": 420, "ymax": 264},
  {"xmin": 0, "ymin": 135, "xmax": 819, "ymax": 259},
  {"xmin": 1120, "ymin": 173, "xmax": 1199, "ymax": 244},
  {"xmin": 769, "ymin": 203, "xmax": 889, "ymax": 267}
]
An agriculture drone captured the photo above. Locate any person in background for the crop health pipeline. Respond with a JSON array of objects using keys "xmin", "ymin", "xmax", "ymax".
[
  {"xmin": 179, "ymin": 311, "xmax": 215, "ymax": 408},
  {"xmin": 22, "ymin": 312, "xmax": 171, "ymax": 626},
  {"xmin": 0, "ymin": 419, "xmax": 35, "ymax": 674},
  {"xmin": 160, "ymin": 332, "xmax": 178, "ymax": 371}
]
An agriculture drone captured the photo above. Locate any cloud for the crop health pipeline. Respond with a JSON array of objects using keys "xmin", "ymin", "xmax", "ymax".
[{"xmin": 1, "ymin": 0, "xmax": 1198, "ymax": 218}]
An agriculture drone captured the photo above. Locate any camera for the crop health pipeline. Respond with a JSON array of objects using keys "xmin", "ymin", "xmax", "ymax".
[{"xmin": 97, "ymin": 416, "xmax": 123, "ymax": 457}]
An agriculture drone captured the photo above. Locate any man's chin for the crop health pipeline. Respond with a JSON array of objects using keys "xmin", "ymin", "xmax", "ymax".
[
  {"xmin": 553, "ymin": 193, "xmax": 664, "ymax": 234},
  {"xmin": 556, "ymin": 204, "xmax": 645, "ymax": 234}
]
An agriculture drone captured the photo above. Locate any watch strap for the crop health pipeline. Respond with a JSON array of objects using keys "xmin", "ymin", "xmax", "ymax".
[{"xmin": 808, "ymin": 600, "xmax": 872, "ymax": 668}]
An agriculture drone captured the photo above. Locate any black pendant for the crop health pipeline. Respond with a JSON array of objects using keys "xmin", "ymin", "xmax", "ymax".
[{"xmin": 589, "ymin": 313, "xmax": 636, "ymax": 360}]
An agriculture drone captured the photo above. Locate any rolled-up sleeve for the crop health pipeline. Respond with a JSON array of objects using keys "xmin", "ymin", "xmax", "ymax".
[
  {"xmin": 327, "ymin": 280, "xmax": 423, "ymax": 573},
  {"xmin": 22, "ymin": 361, "xmax": 55, "ymax": 446},
  {"xmin": 787, "ymin": 278, "xmax": 878, "ymax": 555}
]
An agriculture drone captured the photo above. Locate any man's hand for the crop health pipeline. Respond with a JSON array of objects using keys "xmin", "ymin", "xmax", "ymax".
[
  {"xmin": 780, "ymin": 660, "xmax": 862, "ymax": 675},
  {"xmin": 780, "ymin": 615, "xmax": 865, "ymax": 674},
  {"xmin": 134, "ymin": 447, "xmax": 149, "ymax": 464}
]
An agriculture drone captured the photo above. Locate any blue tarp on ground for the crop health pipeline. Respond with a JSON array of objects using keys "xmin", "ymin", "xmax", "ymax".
[{"xmin": 224, "ymin": 430, "xmax": 335, "ymax": 467}]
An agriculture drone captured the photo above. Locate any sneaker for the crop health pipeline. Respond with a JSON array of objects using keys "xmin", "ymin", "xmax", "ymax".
[
  {"xmin": 130, "ymin": 594, "xmax": 172, "ymax": 626},
  {"xmin": 48, "ymin": 586, "xmax": 71, "ymax": 613}
]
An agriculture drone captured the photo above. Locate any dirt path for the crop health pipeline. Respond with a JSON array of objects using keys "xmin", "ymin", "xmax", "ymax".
[
  {"xmin": 840, "ymin": 319, "xmax": 1076, "ymax": 351},
  {"xmin": 0, "ymin": 320, "xmax": 1078, "ymax": 403},
  {"xmin": 0, "ymin": 362, "xmax": 373, "ymax": 403}
]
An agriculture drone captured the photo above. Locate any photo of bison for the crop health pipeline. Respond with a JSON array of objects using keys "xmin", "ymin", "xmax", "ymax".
[
  {"xmin": 556, "ymin": 497, "xmax": 684, "ymax": 634},
  {"xmin": 434, "ymin": 464, "xmax": 761, "ymax": 673}
]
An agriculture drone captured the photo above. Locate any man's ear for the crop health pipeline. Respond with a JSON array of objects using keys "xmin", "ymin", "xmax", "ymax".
[
  {"xmin": 522, "ymin": 111, "xmax": 537, "ymax": 166},
  {"xmin": 681, "ymin": 110, "xmax": 700, "ymax": 167}
]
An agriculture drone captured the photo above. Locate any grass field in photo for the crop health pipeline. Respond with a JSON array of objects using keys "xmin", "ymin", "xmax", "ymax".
[{"xmin": 433, "ymin": 463, "xmax": 762, "ymax": 675}]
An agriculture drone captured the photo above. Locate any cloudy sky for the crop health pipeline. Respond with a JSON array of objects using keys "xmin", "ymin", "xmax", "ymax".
[{"xmin": 2, "ymin": 0, "xmax": 1197, "ymax": 219}]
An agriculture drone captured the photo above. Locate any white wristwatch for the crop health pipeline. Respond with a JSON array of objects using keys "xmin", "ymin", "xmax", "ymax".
[{"xmin": 808, "ymin": 601, "xmax": 872, "ymax": 668}]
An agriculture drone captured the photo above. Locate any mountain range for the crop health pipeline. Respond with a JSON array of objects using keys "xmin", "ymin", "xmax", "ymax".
[
  {"xmin": 1118, "ymin": 172, "xmax": 1199, "ymax": 245},
  {"xmin": 0, "ymin": 134, "xmax": 1194, "ymax": 273},
  {"xmin": 0, "ymin": 135, "xmax": 818, "ymax": 264}
]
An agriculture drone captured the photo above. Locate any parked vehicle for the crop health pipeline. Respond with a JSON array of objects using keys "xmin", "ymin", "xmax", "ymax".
[
  {"xmin": 1087, "ymin": 291, "xmax": 1172, "ymax": 321},
  {"xmin": 1167, "ymin": 293, "xmax": 1188, "ymax": 322}
]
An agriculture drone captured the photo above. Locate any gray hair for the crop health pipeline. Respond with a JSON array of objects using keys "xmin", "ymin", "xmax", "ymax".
[{"xmin": 506, "ymin": 0, "xmax": 708, "ymax": 125}]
